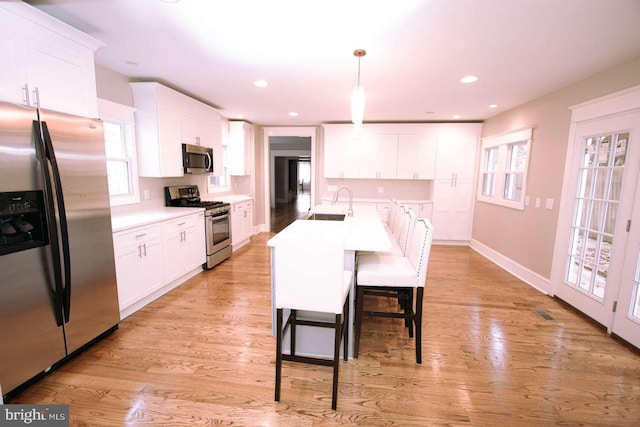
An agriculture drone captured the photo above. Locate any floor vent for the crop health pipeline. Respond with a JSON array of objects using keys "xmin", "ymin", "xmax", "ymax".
[{"xmin": 531, "ymin": 308, "xmax": 557, "ymax": 321}]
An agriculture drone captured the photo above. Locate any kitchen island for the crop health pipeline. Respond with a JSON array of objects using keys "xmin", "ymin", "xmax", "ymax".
[{"xmin": 267, "ymin": 204, "xmax": 392, "ymax": 358}]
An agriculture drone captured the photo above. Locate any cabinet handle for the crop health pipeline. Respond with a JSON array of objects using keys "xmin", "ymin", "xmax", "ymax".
[
  {"xmin": 142, "ymin": 243, "xmax": 147, "ymax": 257},
  {"xmin": 178, "ymin": 222, "xmax": 186, "ymax": 226},
  {"xmin": 32, "ymin": 87, "xmax": 41, "ymax": 108},
  {"xmin": 22, "ymin": 84, "xmax": 31, "ymax": 106},
  {"xmin": 137, "ymin": 244, "xmax": 142, "ymax": 258},
  {"xmin": 135, "ymin": 233, "xmax": 147, "ymax": 238}
]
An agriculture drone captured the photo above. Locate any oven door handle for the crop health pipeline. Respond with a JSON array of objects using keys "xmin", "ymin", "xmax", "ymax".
[{"xmin": 207, "ymin": 212, "xmax": 230, "ymax": 220}]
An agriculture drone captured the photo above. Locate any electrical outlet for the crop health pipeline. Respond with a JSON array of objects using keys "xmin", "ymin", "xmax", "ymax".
[
  {"xmin": 143, "ymin": 189, "xmax": 150, "ymax": 200},
  {"xmin": 535, "ymin": 197, "xmax": 541, "ymax": 208},
  {"xmin": 378, "ymin": 187, "xmax": 384, "ymax": 194},
  {"xmin": 545, "ymin": 198, "xmax": 554, "ymax": 210}
]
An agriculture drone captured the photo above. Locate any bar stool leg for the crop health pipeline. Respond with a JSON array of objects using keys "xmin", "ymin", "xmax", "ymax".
[
  {"xmin": 332, "ymin": 313, "xmax": 342, "ymax": 410},
  {"xmin": 275, "ymin": 308, "xmax": 283, "ymax": 401},
  {"xmin": 415, "ymin": 287, "xmax": 424, "ymax": 364},
  {"xmin": 354, "ymin": 285, "xmax": 364, "ymax": 358}
]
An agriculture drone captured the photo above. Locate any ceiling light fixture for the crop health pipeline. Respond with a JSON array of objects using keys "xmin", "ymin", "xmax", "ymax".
[
  {"xmin": 460, "ymin": 75, "xmax": 478, "ymax": 83},
  {"xmin": 254, "ymin": 79, "xmax": 268, "ymax": 88},
  {"xmin": 489, "ymin": 104, "xmax": 498, "ymax": 108},
  {"xmin": 288, "ymin": 112, "xmax": 298, "ymax": 117},
  {"xmin": 351, "ymin": 49, "xmax": 366, "ymax": 134}
]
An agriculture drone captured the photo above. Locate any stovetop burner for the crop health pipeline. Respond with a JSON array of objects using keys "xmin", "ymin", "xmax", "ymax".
[{"xmin": 164, "ymin": 185, "xmax": 228, "ymax": 209}]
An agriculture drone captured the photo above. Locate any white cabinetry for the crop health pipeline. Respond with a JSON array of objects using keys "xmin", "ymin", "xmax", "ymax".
[
  {"xmin": 162, "ymin": 212, "xmax": 206, "ymax": 282},
  {"xmin": 112, "ymin": 223, "xmax": 165, "ymax": 311},
  {"xmin": 396, "ymin": 133, "xmax": 437, "ymax": 180},
  {"xmin": 432, "ymin": 126, "xmax": 481, "ymax": 242},
  {"xmin": 403, "ymin": 202, "xmax": 434, "ymax": 221},
  {"xmin": 231, "ymin": 199, "xmax": 254, "ymax": 251},
  {"xmin": 322, "ymin": 124, "xmax": 437, "ymax": 180},
  {"xmin": 112, "ymin": 210, "xmax": 206, "ymax": 318},
  {"xmin": 130, "ymin": 82, "xmax": 222, "ymax": 177},
  {"xmin": 0, "ymin": 2, "xmax": 101, "ymax": 117},
  {"xmin": 228, "ymin": 121, "xmax": 253, "ymax": 176}
]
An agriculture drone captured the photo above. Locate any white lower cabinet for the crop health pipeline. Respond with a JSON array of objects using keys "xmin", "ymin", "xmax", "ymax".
[
  {"xmin": 112, "ymin": 223, "xmax": 165, "ymax": 311},
  {"xmin": 231, "ymin": 199, "xmax": 253, "ymax": 251},
  {"xmin": 404, "ymin": 202, "xmax": 434, "ymax": 221},
  {"xmin": 112, "ymin": 211, "xmax": 205, "ymax": 317},
  {"xmin": 162, "ymin": 212, "xmax": 206, "ymax": 282}
]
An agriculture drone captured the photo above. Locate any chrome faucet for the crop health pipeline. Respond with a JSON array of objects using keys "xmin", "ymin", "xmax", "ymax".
[{"xmin": 331, "ymin": 186, "xmax": 353, "ymax": 216}]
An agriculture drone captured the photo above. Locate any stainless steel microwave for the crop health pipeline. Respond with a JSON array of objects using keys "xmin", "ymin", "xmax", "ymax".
[{"xmin": 182, "ymin": 143, "xmax": 213, "ymax": 174}]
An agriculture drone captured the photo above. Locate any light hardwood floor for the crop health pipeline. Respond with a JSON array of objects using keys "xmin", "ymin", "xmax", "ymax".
[{"xmin": 8, "ymin": 233, "xmax": 640, "ymax": 426}]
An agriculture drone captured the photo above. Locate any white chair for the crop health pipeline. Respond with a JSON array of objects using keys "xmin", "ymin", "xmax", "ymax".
[
  {"xmin": 354, "ymin": 218, "xmax": 434, "ymax": 364},
  {"xmin": 274, "ymin": 233, "xmax": 352, "ymax": 410}
]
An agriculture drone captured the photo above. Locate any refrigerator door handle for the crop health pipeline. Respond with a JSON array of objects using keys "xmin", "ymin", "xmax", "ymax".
[
  {"xmin": 33, "ymin": 120, "xmax": 65, "ymax": 327},
  {"xmin": 40, "ymin": 121, "xmax": 72, "ymax": 324}
]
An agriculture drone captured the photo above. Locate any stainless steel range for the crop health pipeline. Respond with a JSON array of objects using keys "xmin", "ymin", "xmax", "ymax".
[{"xmin": 165, "ymin": 185, "xmax": 232, "ymax": 270}]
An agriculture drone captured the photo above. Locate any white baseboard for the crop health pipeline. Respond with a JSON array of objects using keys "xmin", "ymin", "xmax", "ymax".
[{"xmin": 469, "ymin": 239, "xmax": 551, "ymax": 295}]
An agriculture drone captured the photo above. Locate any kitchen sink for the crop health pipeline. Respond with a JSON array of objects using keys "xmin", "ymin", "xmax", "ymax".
[{"xmin": 305, "ymin": 213, "xmax": 346, "ymax": 221}]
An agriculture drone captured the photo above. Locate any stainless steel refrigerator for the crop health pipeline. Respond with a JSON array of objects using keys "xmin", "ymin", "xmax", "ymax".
[{"xmin": 0, "ymin": 101, "xmax": 120, "ymax": 399}]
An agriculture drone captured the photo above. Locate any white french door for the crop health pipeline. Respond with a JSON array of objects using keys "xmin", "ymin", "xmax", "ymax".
[
  {"xmin": 612, "ymin": 183, "xmax": 640, "ymax": 347},
  {"xmin": 554, "ymin": 108, "xmax": 640, "ymax": 348}
]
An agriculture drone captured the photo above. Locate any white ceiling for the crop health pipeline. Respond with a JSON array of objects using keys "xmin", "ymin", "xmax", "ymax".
[{"xmin": 25, "ymin": 0, "xmax": 640, "ymax": 126}]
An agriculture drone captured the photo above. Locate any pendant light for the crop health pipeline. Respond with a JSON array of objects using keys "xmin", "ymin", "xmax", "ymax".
[{"xmin": 351, "ymin": 49, "xmax": 366, "ymax": 134}]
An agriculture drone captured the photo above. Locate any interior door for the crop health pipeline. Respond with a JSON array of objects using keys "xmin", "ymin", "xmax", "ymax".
[{"xmin": 555, "ymin": 111, "xmax": 640, "ymax": 330}]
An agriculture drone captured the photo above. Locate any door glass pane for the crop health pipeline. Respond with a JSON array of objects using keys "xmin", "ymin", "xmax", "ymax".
[
  {"xmin": 631, "ymin": 247, "xmax": 640, "ymax": 320},
  {"xmin": 566, "ymin": 132, "xmax": 627, "ymax": 300}
]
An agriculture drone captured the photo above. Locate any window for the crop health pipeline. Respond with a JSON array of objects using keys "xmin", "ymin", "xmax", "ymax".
[
  {"xmin": 208, "ymin": 133, "xmax": 230, "ymax": 192},
  {"xmin": 97, "ymin": 99, "xmax": 140, "ymax": 206},
  {"xmin": 477, "ymin": 128, "xmax": 532, "ymax": 210}
]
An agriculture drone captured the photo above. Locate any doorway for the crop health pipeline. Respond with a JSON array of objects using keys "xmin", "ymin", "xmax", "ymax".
[
  {"xmin": 263, "ymin": 129, "xmax": 316, "ymax": 233},
  {"xmin": 552, "ymin": 86, "xmax": 640, "ymax": 349}
]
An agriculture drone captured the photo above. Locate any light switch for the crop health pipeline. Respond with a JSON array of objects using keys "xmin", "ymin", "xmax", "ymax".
[
  {"xmin": 545, "ymin": 198, "xmax": 554, "ymax": 210},
  {"xmin": 525, "ymin": 196, "xmax": 530, "ymax": 206},
  {"xmin": 535, "ymin": 197, "xmax": 541, "ymax": 208},
  {"xmin": 143, "ymin": 189, "xmax": 150, "ymax": 200}
]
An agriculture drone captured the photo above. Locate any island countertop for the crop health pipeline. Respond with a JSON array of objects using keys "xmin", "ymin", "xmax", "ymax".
[{"xmin": 267, "ymin": 204, "xmax": 391, "ymax": 252}]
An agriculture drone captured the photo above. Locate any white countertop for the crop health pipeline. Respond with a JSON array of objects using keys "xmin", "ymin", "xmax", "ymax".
[
  {"xmin": 111, "ymin": 207, "xmax": 204, "ymax": 233},
  {"xmin": 267, "ymin": 204, "xmax": 391, "ymax": 252}
]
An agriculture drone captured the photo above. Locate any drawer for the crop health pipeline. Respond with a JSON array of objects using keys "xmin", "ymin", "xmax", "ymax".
[
  {"xmin": 161, "ymin": 213, "xmax": 200, "ymax": 233},
  {"xmin": 113, "ymin": 223, "xmax": 162, "ymax": 247}
]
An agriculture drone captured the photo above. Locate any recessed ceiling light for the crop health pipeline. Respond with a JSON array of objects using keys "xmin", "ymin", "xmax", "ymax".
[
  {"xmin": 254, "ymin": 79, "xmax": 268, "ymax": 88},
  {"xmin": 489, "ymin": 104, "xmax": 498, "ymax": 108},
  {"xmin": 159, "ymin": 0, "xmax": 181, "ymax": 3},
  {"xmin": 460, "ymin": 75, "xmax": 478, "ymax": 83},
  {"xmin": 236, "ymin": 114, "xmax": 244, "ymax": 119},
  {"xmin": 453, "ymin": 114, "xmax": 461, "ymax": 119},
  {"xmin": 289, "ymin": 112, "xmax": 299, "ymax": 117}
]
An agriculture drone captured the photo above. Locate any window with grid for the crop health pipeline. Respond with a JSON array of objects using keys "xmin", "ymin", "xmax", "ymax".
[
  {"xmin": 477, "ymin": 128, "xmax": 532, "ymax": 210},
  {"xmin": 98, "ymin": 99, "xmax": 140, "ymax": 206}
]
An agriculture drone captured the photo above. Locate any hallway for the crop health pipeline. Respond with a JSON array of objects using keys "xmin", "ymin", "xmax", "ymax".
[{"xmin": 270, "ymin": 190, "xmax": 310, "ymax": 233}]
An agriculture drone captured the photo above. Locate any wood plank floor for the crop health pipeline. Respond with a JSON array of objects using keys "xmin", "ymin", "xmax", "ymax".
[{"xmin": 8, "ymin": 233, "xmax": 640, "ymax": 426}]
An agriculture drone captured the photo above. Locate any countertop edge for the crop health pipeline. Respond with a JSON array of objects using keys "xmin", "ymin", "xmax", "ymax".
[{"xmin": 111, "ymin": 207, "xmax": 205, "ymax": 233}]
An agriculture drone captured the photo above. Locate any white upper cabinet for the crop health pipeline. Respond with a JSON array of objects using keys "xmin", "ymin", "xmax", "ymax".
[
  {"xmin": 322, "ymin": 123, "xmax": 437, "ymax": 180},
  {"xmin": 228, "ymin": 121, "xmax": 253, "ymax": 176},
  {"xmin": 130, "ymin": 82, "xmax": 222, "ymax": 178},
  {"xmin": 0, "ymin": 2, "xmax": 102, "ymax": 117},
  {"xmin": 396, "ymin": 133, "xmax": 437, "ymax": 180}
]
